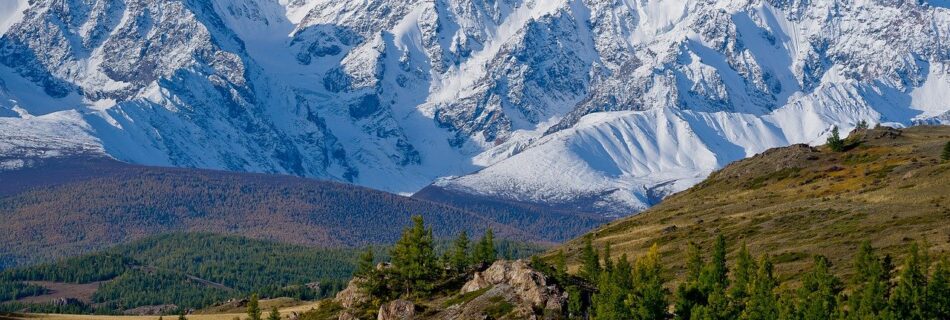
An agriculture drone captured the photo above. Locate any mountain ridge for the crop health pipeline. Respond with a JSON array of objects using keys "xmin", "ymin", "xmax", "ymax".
[{"xmin": 2, "ymin": 0, "xmax": 950, "ymax": 216}]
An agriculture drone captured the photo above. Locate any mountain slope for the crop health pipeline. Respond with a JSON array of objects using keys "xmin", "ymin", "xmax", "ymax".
[
  {"xmin": 0, "ymin": 155, "xmax": 538, "ymax": 269},
  {"xmin": 555, "ymin": 125, "xmax": 950, "ymax": 280},
  {"xmin": 1, "ymin": 0, "xmax": 950, "ymax": 217}
]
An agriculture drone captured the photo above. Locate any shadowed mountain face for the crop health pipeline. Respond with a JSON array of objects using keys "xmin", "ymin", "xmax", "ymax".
[
  {"xmin": 2, "ymin": 0, "xmax": 949, "ymax": 217},
  {"xmin": 0, "ymin": 155, "xmax": 546, "ymax": 269}
]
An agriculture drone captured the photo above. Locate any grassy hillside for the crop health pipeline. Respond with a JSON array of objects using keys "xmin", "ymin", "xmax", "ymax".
[
  {"xmin": 0, "ymin": 156, "xmax": 541, "ymax": 268},
  {"xmin": 556, "ymin": 126, "xmax": 950, "ymax": 283}
]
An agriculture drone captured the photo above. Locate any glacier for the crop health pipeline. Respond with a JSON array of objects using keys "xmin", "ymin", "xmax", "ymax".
[{"xmin": 1, "ymin": 0, "xmax": 949, "ymax": 216}]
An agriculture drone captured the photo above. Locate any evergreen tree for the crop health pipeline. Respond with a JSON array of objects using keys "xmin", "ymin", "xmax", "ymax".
[
  {"xmin": 729, "ymin": 243, "xmax": 757, "ymax": 316},
  {"xmin": 591, "ymin": 269, "xmax": 630, "ymax": 320},
  {"xmin": 855, "ymin": 120, "xmax": 869, "ymax": 130},
  {"xmin": 355, "ymin": 248, "xmax": 375, "ymax": 278},
  {"xmin": 629, "ymin": 244, "xmax": 668, "ymax": 320},
  {"xmin": 700, "ymin": 235, "xmax": 729, "ymax": 293},
  {"xmin": 553, "ymin": 250, "xmax": 568, "ymax": 279},
  {"xmin": 473, "ymin": 228, "xmax": 496, "ymax": 265},
  {"xmin": 927, "ymin": 257, "xmax": 950, "ymax": 319},
  {"xmin": 740, "ymin": 255, "xmax": 777, "ymax": 320},
  {"xmin": 581, "ymin": 236, "xmax": 601, "ymax": 283},
  {"xmin": 827, "ymin": 126, "xmax": 845, "ymax": 152},
  {"xmin": 846, "ymin": 242, "xmax": 890, "ymax": 319},
  {"xmin": 889, "ymin": 242, "xmax": 929, "ymax": 319},
  {"xmin": 674, "ymin": 242, "xmax": 705, "ymax": 320},
  {"xmin": 697, "ymin": 235, "xmax": 730, "ymax": 319},
  {"xmin": 796, "ymin": 256, "xmax": 843, "ymax": 320},
  {"xmin": 390, "ymin": 215, "xmax": 438, "ymax": 296},
  {"xmin": 603, "ymin": 242, "xmax": 614, "ymax": 273},
  {"xmin": 247, "ymin": 293, "xmax": 261, "ymax": 320},
  {"xmin": 567, "ymin": 285, "xmax": 586, "ymax": 319},
  {"xmin": 450, "ymin": 231, "xmax": 471, "ymax": 270},
  {"xmin": 942, "ymin": 141, "xmax": 950, "ymax": 161},
  {"xmin": 267, "ymin": 306, "xmax": 280, "ymax": 320}
]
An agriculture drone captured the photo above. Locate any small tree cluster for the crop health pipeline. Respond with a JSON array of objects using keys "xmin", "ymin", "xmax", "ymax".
[{"xmin": 353, "ymin": 216, "xmax": 499, "ymax": 303}]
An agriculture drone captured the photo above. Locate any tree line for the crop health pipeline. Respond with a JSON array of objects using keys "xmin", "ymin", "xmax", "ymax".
[{"xmin": 543, "ymin": 235, "xmax": 950, "ymax": 319}]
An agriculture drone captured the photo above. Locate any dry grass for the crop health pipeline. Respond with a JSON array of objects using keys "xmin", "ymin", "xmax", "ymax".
[
  {"xmin": 6, "ymin": 299, "xmax": 323, "ymax": 320},
  {"xmin": 554, "ymin": 126, "xmax": 950, "ymax": 285}
]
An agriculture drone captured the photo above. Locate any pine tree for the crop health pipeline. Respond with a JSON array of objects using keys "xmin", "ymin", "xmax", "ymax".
[
  {"xmin": 267, "ymin": 306, "xmax": 280, "ymax": 320},
  {"xmin": 827, "ymin": 126, "xmax": 845, "ymax": 152},
  {"xmin": 889, "ymin": 242, "xmax": 929, "ymax": 319},
  {"xmin": 942, "ymin": 141, "xmax": 950, "ymax": 161},
  {"xmin": 390, "ymin": 215, "xmax": 438, "ymax": 296},
  {"xmin": 247, "ymin": 293, "xmax": 262, "ymax": 320},
  {"xmin": 450, "ymin": 231, "xmax": 471, "ymax": 270},
  {"xmin": 740, "ymin": 255, "xmax": 777, "ymax": 320},
  {"xmin": 796, "ymin": 256, "xmax": 843, "ymax": 320},
  {"xmin": 629, "ymin": 244, "xmax": 668, "ymax": 320},
  {"xmin": 846, "ymin": 241, "xmax": 890, "ymax": 319},
  {"xmin": 473, "ymin": 228, "xmax": 496, "ymax": 265},
  {"xmin": 581, "ymin": 236, "xmax": 601, "ymax": 283},
  {"xmin": 927, "ymin": 257, "xmax": 950, "ymax": 319}
]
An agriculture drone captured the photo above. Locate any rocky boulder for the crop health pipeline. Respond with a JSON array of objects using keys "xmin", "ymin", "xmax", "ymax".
[
  {"xmin": 335, "ymin": 277, "xmax": 370, "ymax": 310},
  {"xmin": 462, "ymin": 260, "xmax": 564, "ymax": 311},
  {"xmin": 377, "ymin": 299, "xmax": 415, "ymax": 320}
]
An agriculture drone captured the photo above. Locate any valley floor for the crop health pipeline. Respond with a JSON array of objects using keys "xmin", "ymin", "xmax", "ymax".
[{"xmin": 5, "ymin": 300, "xmax": 322, "ymax": 320}]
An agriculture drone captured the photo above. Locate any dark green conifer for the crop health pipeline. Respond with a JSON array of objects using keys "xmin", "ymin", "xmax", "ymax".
[
  {"xmin": 730, "ymin": 243, "xmax": 757, "ymax": 315},
  {"xmin": 942, "ymin": 141, "xmax": 950, "ymax": 161},
  {"xmin": 473, "ymin": 228, "xmax": 496, "ymax": 264},
  {"xmin": 796, "ymin": 256, "xmax": 843, "ymax": 320},
  {"xmin": 827, "ymin": 126, "xmax": 845, "ymax": 152},
  {"xmin": 450, "ymin": 231, "xmax": 470, "ymax": 270},
  {"xmin": 927, "ymin": 257, "xmax": 950, "ymax": 319},
  {"xmin": 390, "ymin": 215, "xmax": 437, "ymax": 296},
  {"xmin": 581, "ymin": 236, "xmax": 601, "ymax": 282},
  {"xmin": 846, "ymin": 241, "xmax": 890, "ymax": 319}
]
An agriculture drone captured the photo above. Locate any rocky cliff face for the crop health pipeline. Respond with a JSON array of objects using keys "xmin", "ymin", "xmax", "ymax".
[{"xmin": 2, "ymin": 0, "xmax": 949, "ymax": 216}]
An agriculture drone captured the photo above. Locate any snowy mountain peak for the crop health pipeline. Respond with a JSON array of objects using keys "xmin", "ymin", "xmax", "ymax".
[{"xmin": 1, "ymin": 0, "xmax": 949, "ymax": 216}]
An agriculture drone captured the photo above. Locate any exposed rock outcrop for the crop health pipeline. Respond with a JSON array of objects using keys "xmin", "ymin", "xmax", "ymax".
[
  {"xmin": 461, "ymin": 260, "xmax": 565, "ymax": 311},
  {"xmin": 335, "ymin": 278, "xmax": 370, "ymax": 310},
  {"xmin": 377, "ymin": 299, "xmax": 415, "ymax": 320}
]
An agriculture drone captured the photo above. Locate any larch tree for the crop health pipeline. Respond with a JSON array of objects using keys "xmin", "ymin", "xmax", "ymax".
[
  {"xmin": 247, "ymin": 293, "xmax": 261, "ymax": 320},
  {"xmin": 450, "ymin": 231, "xmax": 471, "ymax": 270},
  {"xmin": 390, "ymin": 215, "xmax": 438, "ymax": 296},
  {"xmin": 740, "ymin": 255, "xmax": 777, "ymax": 320},
  {"xmin": 889, "ymin": 242, "xmax": 929, "ymax": 319}
]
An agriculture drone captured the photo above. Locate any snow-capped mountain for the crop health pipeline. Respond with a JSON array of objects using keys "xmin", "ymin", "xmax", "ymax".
[{"xmin": 1, "ymin": 0, "xmax": 949, "ymax": 216}]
